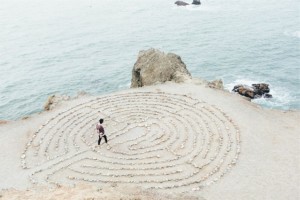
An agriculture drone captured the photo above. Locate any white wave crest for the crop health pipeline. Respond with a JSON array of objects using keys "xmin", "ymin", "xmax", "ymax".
[{"xmin": 283, "ymin": 30, "xmax": 300, "ymax": 39}]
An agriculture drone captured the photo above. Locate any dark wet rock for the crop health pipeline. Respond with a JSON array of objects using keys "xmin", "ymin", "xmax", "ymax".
[
  {"xmin": 175, "ymin": 1, "xmax": 189, "ymax": 6},
  {"xmin": 232, "ymin": 83, "xmax": 272, "ymax": 99},
  {"xmin": 192, "ymin": 0, "xmax": 201, "ymax": 5},
  {"xmin": 263, "ymin": 93, "xmax": 273, "ymax": 98},
  {"xmin": 252, "ymin": 83, "xmax": 270, "ymax": 95}
]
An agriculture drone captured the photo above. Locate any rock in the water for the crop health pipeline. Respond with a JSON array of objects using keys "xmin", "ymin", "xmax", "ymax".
[
  {"xmin": 131, "ymin": 49, "xmax": 192, "ymax": 88},
  {"xmin": 192, "ymin": 0, "xmax": 201, "ymax": 5},
  {"xmin": 208, "ymin": 79, "xmax": 224, "ymax": 90},
  {"xmin": 232, "ymin": 83, "xmax": 272, "ymax": 99},
  {"xmin": 237, "ymin": 86, "xmax": 255, "ymax": 99},
  {"xmin": 175, "ymin": 1, "xmax": 189, "ymax": 6},
  {"xmin": 263, "ymin": 93, "xmax": 273, "ymax": 98},
  {"xmin": 252, "ymin": 83, "xmax": 270, "ymax": 95}
]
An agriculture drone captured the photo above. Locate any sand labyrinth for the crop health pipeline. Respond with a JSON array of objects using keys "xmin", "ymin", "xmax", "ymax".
[{"xmin": 21, "ymin": 92, "xmax": 241, "ymax": 192}]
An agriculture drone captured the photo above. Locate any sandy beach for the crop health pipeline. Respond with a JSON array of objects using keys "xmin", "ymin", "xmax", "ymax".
[{"xmin": 0, "ymin": 81, "xmax": 299, "ymax": 199}]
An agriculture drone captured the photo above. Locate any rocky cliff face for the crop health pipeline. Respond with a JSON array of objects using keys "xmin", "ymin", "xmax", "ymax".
[{"xmin": 131, "ymin": 49, "xmax": 192, "ymax": 88}]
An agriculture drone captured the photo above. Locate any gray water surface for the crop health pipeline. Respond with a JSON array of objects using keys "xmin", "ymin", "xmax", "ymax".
[{"xmin": 0, "ymin": 0, "xmax": 299, "ymax": 120}]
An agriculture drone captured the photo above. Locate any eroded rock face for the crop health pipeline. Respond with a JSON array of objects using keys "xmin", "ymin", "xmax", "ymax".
[
  {"xmin": 175, "ymin": 1, "xmax": 189, "ymax": 6},
  {"xmin": 232, "ymin": 83, "xmax": 272, "ymax": 99},
  {"xmin": 131, "ymin": 49, "xmax": 192, "ymax": 88}
]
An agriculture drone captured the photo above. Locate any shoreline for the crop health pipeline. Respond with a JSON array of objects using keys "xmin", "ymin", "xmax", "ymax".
[{"xmin": 1, "ymin": 78, "xmax": 298, "ymax": 123}]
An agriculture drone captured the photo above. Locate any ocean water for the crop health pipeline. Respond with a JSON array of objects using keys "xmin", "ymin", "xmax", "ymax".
[{"xmin": 0, "ymin": 0, "xmax": 299, "ymax": 120}]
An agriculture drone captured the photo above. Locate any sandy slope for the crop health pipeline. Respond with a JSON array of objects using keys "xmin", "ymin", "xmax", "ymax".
[{"xmin": 0, "ymin": 82, "xmax": 299, "ymax": 200}]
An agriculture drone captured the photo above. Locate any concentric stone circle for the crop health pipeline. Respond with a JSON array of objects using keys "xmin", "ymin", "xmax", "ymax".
[{"xmin": 21, "ymin": 92, "xmax": 241, "ymax": 192}]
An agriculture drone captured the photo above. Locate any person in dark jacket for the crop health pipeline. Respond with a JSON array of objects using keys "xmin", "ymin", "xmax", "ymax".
[{"xmin": 96, "ymin": 118, "xmax": 107, "ymax": 145}]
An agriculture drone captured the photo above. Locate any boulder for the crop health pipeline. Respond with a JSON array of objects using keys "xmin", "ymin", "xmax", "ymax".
[
  {"xmin": 232, "ymin": 83, "xmax": 272, "ymax": 99},
  {"xmin": 175, "ymin": 1, "xmax": 189, "ymax": 6},
  {"xmin": 131, "ymin": 49, "xmax": 192, "ymax": 88},
  {"xmin": 192, "ymin": 0, "xmax": 201, "ymax": 5}
]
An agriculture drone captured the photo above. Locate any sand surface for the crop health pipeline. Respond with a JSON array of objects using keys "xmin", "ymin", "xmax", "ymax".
[{"xmin": 0, "ymin": 82, "xmax": 299, "ymax": 200}]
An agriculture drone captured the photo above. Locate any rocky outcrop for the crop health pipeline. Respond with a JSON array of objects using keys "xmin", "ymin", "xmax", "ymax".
[
  {"xmin": 44, "ymin": 91, "xmax": 89, "ymax": 111},
  {"xmin": 131, "ymin": 49, "xmax": 192, "ymax": 88},
  {"xmin": 232, "ymin": 85, "xmax": 255, "ymax": 99},
  {"xmin": 175, "ymin": 1, "xmax": 189, "ymax": 6},
  {"xmin": 208, "ymin": 79, "xmax": 224, "ymax": 90},
  {"xmin": 43, "ymin": 92, "xmax": 88, "ymax": 111},
  {"xmin": 252, "ymin": 83, "xmax": 270, "ymax": 95},
  {"xmin": 0, "ymin": 120, "xmax": 9, "ymax": 125},
  {"xmin": 44, "ymin": 95, "xmax": 71, "ymax": 111},
  {"xmin": 232, "ymin": 83, "xmax": 272, "ymax": 99},
  {"xmin": 192, "ymin": 0, "xmax": 201, "ymax": 5}
]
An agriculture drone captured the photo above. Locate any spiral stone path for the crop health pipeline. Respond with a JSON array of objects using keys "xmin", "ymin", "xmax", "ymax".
[{"xmin": 21, "ymin": 92, "xmax": 241, "ymax": 192}]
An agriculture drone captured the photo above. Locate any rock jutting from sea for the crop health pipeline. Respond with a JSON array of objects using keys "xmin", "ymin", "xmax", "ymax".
[
  {"xmin": 175, "ymin": 0, "xmax": 201, "ymax": 6},
  {"xmin": 130, "ymin": 48, "xmax": 225, "ymax": 90},
  {"xmin": 131, "ymin": 48, "xmax": 274, "ymax": 102},
  {"xmin": 131, "ymin": 48, "xmax": 192, "ymax": 88},
  {"xmin": 232, "ymin": 83, "xmax": 272, "ymax": 99},
  {"xmin": 175, "ymin": 1, "xmax": 190, "ymax": 6}
]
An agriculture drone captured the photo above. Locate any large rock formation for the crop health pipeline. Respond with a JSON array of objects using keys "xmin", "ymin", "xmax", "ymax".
[
  {"xmin": 232, "ymin": 83, "xmax": 272, "ymax": 99},
  {"xmin": 131, "ymin": 49, "xmax": 192, "ymax": 88}
]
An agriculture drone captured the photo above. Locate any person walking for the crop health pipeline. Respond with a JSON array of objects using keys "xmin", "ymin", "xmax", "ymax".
[{"xmin": 96, "ymin": 118, "xmax": 107, "ymax": 145}]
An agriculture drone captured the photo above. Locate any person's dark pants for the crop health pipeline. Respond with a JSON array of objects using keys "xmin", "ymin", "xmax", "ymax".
[{"xmin": 98, "ymin": 135, "xmax": 107, "ymax": 145}]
